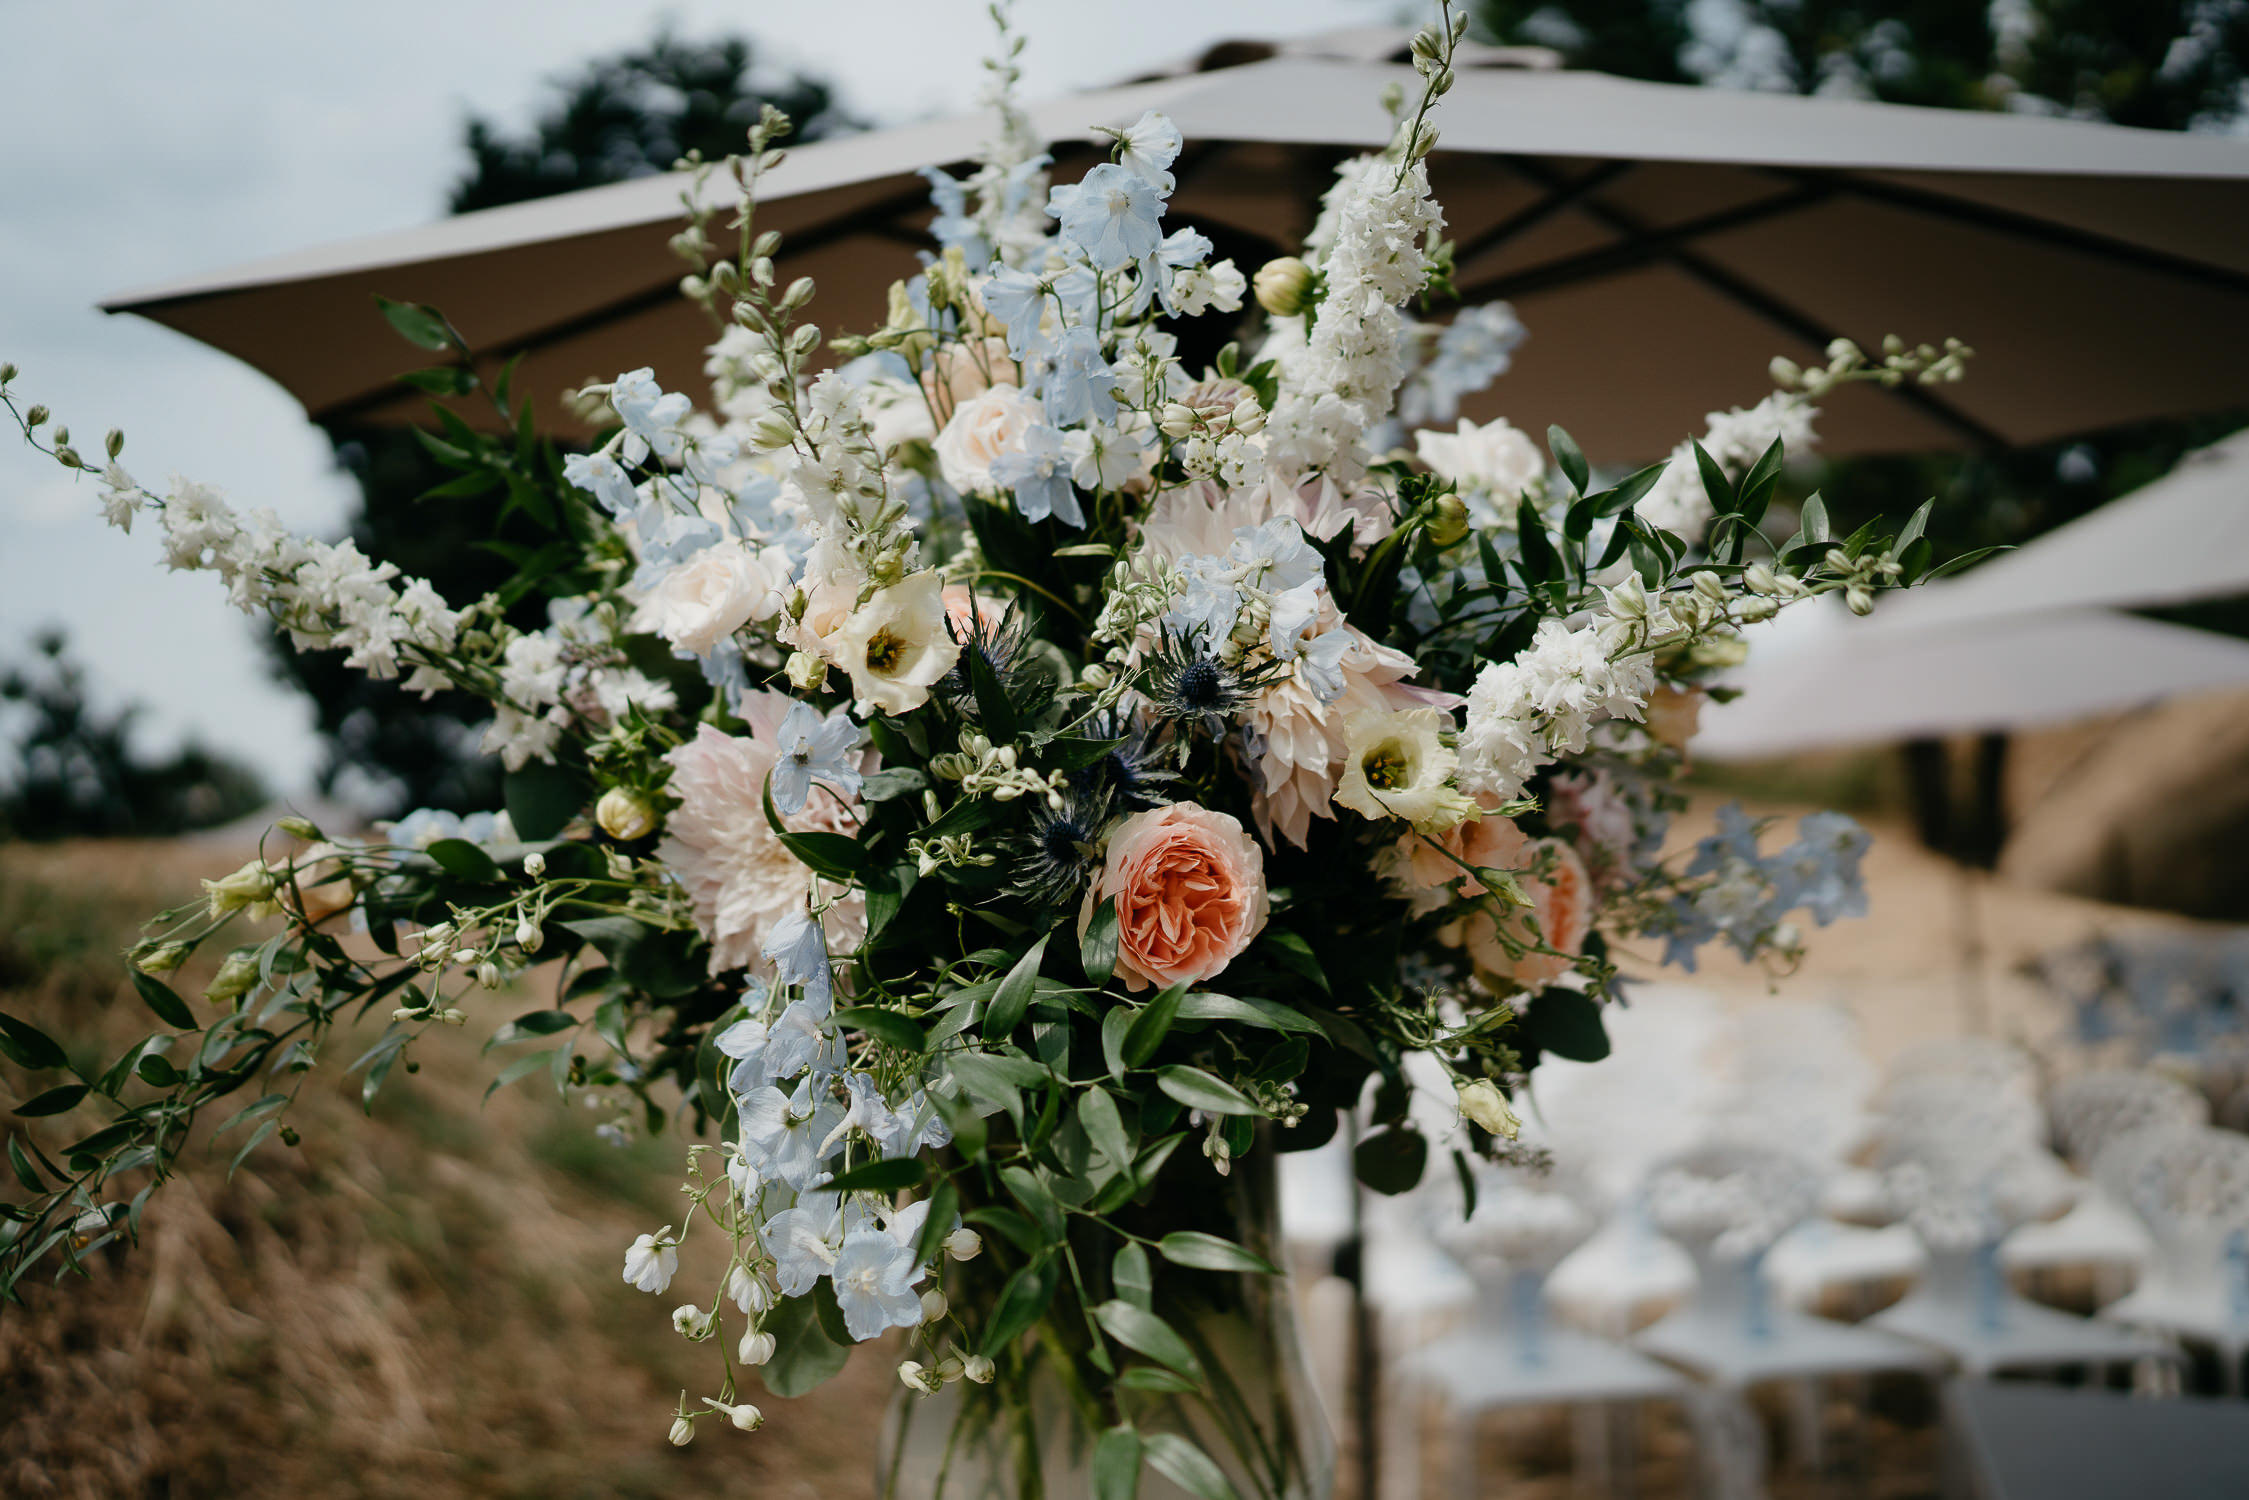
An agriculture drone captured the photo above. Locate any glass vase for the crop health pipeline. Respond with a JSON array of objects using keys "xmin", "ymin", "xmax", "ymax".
[{"xmin": 876, "ymin": 1138, "xmax": 1334, "ymax": 1500}]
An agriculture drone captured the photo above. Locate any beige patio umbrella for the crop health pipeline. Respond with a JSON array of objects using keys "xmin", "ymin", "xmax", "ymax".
[{"xmin": 104, "ymin": 28, "xmax": 2249, "ymax": 461}]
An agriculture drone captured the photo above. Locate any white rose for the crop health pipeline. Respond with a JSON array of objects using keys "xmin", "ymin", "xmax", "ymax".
[
  {"xmin": 934, "ymin": 384, "xmax": 1042, "ymax": 493},
  {"xmin": 832, "ymin": 571, "xmax": 963, "ymax": 716},
  {"xmin": 640, "ymin": 539, "xmax": 787, "ymax": 656},
  {"xmin": 1415, "ymin": 417, "xmax": 1544, "ymax": 497}
]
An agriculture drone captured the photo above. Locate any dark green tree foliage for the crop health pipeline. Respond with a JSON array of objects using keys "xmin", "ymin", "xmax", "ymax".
[
  {"xmin": 1, "ymin": 631, "xmax": 265, "ymax": 840},
  {"xmin": 273, "ymin": 33, "xmax": 854, "ymax": 816},
  {"xmin": 1479, "ymin": 0, "xmax": 2249, "ymax": 129}
]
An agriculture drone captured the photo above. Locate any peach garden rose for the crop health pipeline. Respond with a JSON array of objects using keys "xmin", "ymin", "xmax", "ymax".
[{"xmin": 1080, "ymin": 802, "xmax": 1269, "ymax": 992}]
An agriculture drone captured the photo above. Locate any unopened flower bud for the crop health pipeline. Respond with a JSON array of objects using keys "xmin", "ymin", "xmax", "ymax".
[
  {"xmin": 275, "ymin": 814, "xmax": 321, "ymax": 841},
  {"xmin": 0, "ymin": 362, "xmax": 17, "ymax": 385},
  {"xmin": 595, "ymin": 786, "xmax": 658, "ymax": 843},
  {"xmin": 963, "ymin": 1354, "xmax": 996, "ymax": 1384},
  {"xmin": 24, "ymin": 404, "xmax": 48, "ymax": 428},
  {"xmin": 132, "ymin": 940, "xmax": 192, "ymax": 975},
  {"xmin": 1691, "ymin": 570, "xmax": 1728, "ymax": 607},
  {"xmin": 1604, "ymin": 572, "xmax": 1649, "ymax": 622},
  {"xmin": 944, "ymin": 1227, "xmax": 983, "ymax": 1262},
  {"xmin": 669, "ymin": 1416, "xmax": 695, "ymax": 1447},
  {"xmin": 1846, "ymin": 585, "xmax": 1875, "ymax": 616},
  {"xmin": 204, "ymin": 950, "xmax": 261, "ymax": 1005},
  {"xmin": 104, "ymin": 429, "xmax": 124, "ymax": 459},
  {"xmin": 1768, "ymin": 357, "xmax": 1802, "ymax": 389},
  {"xmin": 522, "ymin": 851, "xmax": 546, "ymax": 879},
  {"xmin": 738, "ymin": 1329, "xmax": 777, "ymax": 1366},
  {"xmin": 1252, "ymin": 256, "xmax": 1316, "ymax": 318},
  {"xmin": 785, "ymin": 650, "xmax": 827, "ymax": 693},
  {"xmin": 1744, "ymin": 562, "xmax": 1780, "ymax": 596},
  {"xmin": 919, "ymin": 1288, "xmax": 949, "ymax": 1323},
  {"xmin": 714, "ymin": 1399, "xmax": 764, "ymax": 1432},
  {"xmin": 477, "ymin": 961, "xmax": 503, "ymax": 989},
  {"xmin": 1457, "ymin": 1078, "xmax": 1522, "ymax": 1139},
  {"xmin": 437, "ymin": 1007, "xmax": 468, "ymax": 1026},
  {"xmin": 516, "ymin": 920, "xmax": 543, "ymax": 954},
  {"xmin": 898, "ymin": 1360, "xmax": 943, "ymax": 1395},
  {"xmin": 1424, "ymin": 491, "xmax": 1470, "ymax": 548}
]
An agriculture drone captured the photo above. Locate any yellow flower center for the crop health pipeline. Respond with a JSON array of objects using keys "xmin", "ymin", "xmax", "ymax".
[{"xmin": 1362, "ymin": 739, "xmax": 1412, "ymax": 792}]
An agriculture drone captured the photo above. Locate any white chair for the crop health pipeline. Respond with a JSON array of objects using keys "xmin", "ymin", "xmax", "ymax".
[{"xmin": 1632, "ymin": 1145, "xmax": 1940, "ymax": 1500}]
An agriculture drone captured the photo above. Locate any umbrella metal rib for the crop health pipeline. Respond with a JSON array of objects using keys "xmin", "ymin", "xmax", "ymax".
[{"xmin": 1489, "ymin": 154, "xmax": 2009, "ymax": 452}]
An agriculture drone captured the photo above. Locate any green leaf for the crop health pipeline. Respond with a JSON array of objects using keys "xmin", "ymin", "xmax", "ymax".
[
  {"xmin": 1000, "ymin": 1164, "xmax": 1065, "ymax": 1241},
  {"xmin": 983, "ymin": 933, "xmax": 1050, "ymax": 1041},
  {"xmin": 1094, "ymin": 1300, "xmax": 1203, "ymax": 1380},
  {"xmin": 965, "ymin": 634, "xmax": 1021, "ymax": 743},
  {"xmin": 820, "ymin": 1157, "xmax": 927, "ymax": 1194},
  {"xmin": 130, "ymin": 971, "xmax": 195, "ymax": 1030},
  {"xmin": 1113, "ymin": 1241, "xmax": 1154, "ymax": 1311},
  {"xmin": 1101, "ymin": 1008, "xmax": 1134, "ymax": 1084},
  {"xmin": 1514, "ymin": 495, "xmax": 1558, "ymax": 587},
  {"xmin": 812, "ymin": 1276, "xmax": 853, "ymax": 1347},
  {"xmin": 1142, "ymin": 1433, "xmax": 1241, "ymax": 1500},
  {"xmin": 1354, "ymin": 1126, "xmax": 1429, "ymax": 1196},
  {"xmin": 1156, "ymin": 1230, "xmax": 1280, "ymax": 1276},
  {"xmin": 980, "ymin": 1257, "xmax": 1060, "ymax": 1356},
  {"xmin": 762, "ymin": 779, "xmax": 872, "ymax": 882},
  {"xmin": 373, "ymin": 294, "xmax": 460, "ymax": 352},
  {"xmin": 1895, "ymin": 497, "xmax": 1933, "ymax": 555},
  {"xmin": 425, "ymin": 837, "xmax": 504, "ymax": 883},
  {"xmin": 396, "ymin": 366, "xmax": 477, "ymax": 398},
  {"xmin": 486, "ymin": 1009, "xmax": 577, "ymax": 1049},
  {"xmin": 1257, "ymin": 930, "xmax": 1330, "ymax": 995},
  {"xmin": 1093, "ymin": 1425, "xmax": 1143, "ymax": 1500},
  {"xmin": 832, "ymin": 1006, "xmax": 927, "ymax": 1054},
  {"xmin": 1526, "ymin": 986, "xmax": 1610, "ymax": 1062},
  {"xmin": 1453, "ymin": 1148, "xmax": 1480, "ymax": 1222},
  {"xmin": 1078, "ymin": 1088, "xmax": 1131, "ymax": 1169},
  {"xmin": 1547, "ymin": 424, "xmax": 1588, "ymax": 495},
  {"xmin": 0, "ymin": 1013, "xmax": 69, "ymax": 1072},
  {"xmin": 504, "ymin": 763, "xmax": 583, "ymax": 842},
  {"xmin": 135, "ymin": 1054, "xmax": 182, "ymax": 1088},
  {"xmin": 483, "ymin": 1048, "xmax": 559, "ymax": 1103},
  {"xmin": 1176, "ymin": 993, "xmax": 1323, "ymax": 1036},
  {"xmin": 7, "ymin": 1135, "xmax": 43, "ymax": 1193},
  {"xmin": 13, "ymin": 1084, "xmax": 86, "ymax": 1118},
  {"xmin": 1155, "ymin": 1065, "xmax": 1258, "ymax": 1117},
  {"xmin": 860, "ymin": 767, "xmax": 929, "ymax": 803},
  {"xmin": 1115, "ymin": 1365, "xmax": 1200, "ymax": 1394},
  {"xmin": 1122, "ymin": 983, "xmax": 1188, "ymax": 1070},
  {"xmin": 913, "ymin": 1180, "xmax": 959, "ymax": 1268},
  {"xmin": 1081, "ymin": 897, "xmax": 1120, "ymax": 985},
  {"xmin": 762, "ymin": 1292, "xmax": 850, "ymax": 1397},
  {"xmin": 965, "ymin": 1206, "xmax": 1040, "ymax": 1254},
  {"xmin": 933, "ymin": 1088, "xmax": 988, "ymax": 1160},
  {"xmin": 1692, "ymin": 440, "xmax": 1735, "ymax": 516}
]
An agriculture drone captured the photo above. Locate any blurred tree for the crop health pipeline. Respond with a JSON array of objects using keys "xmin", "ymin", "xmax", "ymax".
[
  {"xmin": 272, "ymin": 32, "xmax": 855, "ymax": 816},
  {"xmin": 1477, "ymin": 0, "xmax": 2249, "ymax": 129},
  {"xmin": 1, "ymin": 630, "xmax": 266, "ymax": 841}
]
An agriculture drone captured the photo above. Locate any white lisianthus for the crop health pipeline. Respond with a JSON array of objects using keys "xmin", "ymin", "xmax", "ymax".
[
  {"xmin": 1457, "ymin": 1078, "xmax": 1522, "ymax": 1139},
  {"xmin": 933, "ymin": 383, "xmax": 1042, "ymax": 493},
  {"xmin": 832, "ymin": 571, "xmax": 963, "ymax": 716},
  {"xmin": 623, "ymin": 1229, "xmax": 679, "ymax": 1295},
  {"xmin": 638, "ymin": 538, "xmax": 789, "ymax": 656},
  {"xmin": 1332, "ymin": 707, "xmax": 1477, "ymax": 833},
  {"xmin": 1414, "ymin": 417, "xmax": 1543, "ymax": 498}
]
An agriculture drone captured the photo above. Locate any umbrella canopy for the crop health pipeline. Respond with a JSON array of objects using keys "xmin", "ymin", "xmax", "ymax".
[
  {"xmin": 104, "ymin": 29, "xmax": 2249, "ymax": 460},
  {"xmin": 1869, "ymin": 429, "xmax": 2249, "ymax": 633},
  {"xmin": 1690, "ymin": 597, "xmax": 2249, "ymax": 759}
]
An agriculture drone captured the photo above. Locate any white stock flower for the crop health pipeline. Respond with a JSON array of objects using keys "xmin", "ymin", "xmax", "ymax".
[{"xmin": 1414, "ymin": 417, "xmax": 1543, "ymax": 498}]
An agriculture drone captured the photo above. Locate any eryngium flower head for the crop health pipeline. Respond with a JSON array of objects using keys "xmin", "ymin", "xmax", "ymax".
[
  {"xmin": 1067, "ymin": 709, "xmax": 1178, "ymax": 812},
  {"xmin": 1008, "ymin": 794, "xmax": 1110, "ymax": 910},
  {"xmin": 1139, "ymin": 625, "xmax": 1282, "ymax": 738}
]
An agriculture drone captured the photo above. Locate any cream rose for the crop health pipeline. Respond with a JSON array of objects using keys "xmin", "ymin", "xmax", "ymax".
[
  {"xmin": 640, "ymin": 538, "xmax": 788, "ymax": 656},
  {"xmin": 934, "ymin": 384, "xmax": 1041, "ymax": 494},
  {"xmin": 922, "ymin": 335, "xmax": 1018, "ymax": 415},
  {"xmin": 1414, "ymin": 417, "xmax": 1543, "ymax": 497},
  {"xmin": 831, "ymin": 571, "xmax": 963, "ymax": 716},
  {"xmin": 1079, "ymin": 803, "xmax": 1269, "ymax": 993}
]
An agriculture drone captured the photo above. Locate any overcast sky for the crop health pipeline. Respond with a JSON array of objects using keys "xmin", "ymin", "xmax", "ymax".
[{"xmin": 0, "ymin": 0, "xmax": 1390, "ymax": 796}]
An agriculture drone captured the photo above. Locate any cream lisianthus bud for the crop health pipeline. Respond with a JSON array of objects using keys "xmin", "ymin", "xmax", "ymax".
[
  {"xmin": 204, "ymin": 949, "xmax": 261, "ymax": 1005},
  {"xmin": 1457, "ymin": 1078, "xmax": 1522, "ymax": 1140},
  {"xmin": 1252, "ymin": 256, "xmax": 1316, "ymax": 317},
  {"xmin": 963, "ymin": 1354, "xmax": 996, "ymax": 1384},
  {"xmin": 738, "ymin": 1329, "xmax": 777, "ymax": 1366},
  {"xmin": 523, "ymin": 851, "xmax": 546, "ymax": 879},
  {"xmin": 131, "ymin": 940, "xmax": 191, "ymax": 975},
  {"xmin": 276, "ymin": 814, "xmax": 321, "ymax": 841},
  {"xmin": 669, "ymin": 1416, "xmax": 695, "ymax": 1447},
  {"xmin": 595, "ymin": 787, "xmax": 658, "ymax": 842},
  {"xmin": 1846, "ymin": 585, "xmax": 1875, "ymax": 616},
  {"xmin": 920, "ymin": 1288, "xmax": 949, "ymax": 1323},
  {"xmin": 944, "ymin": 1227, "xmax": 983, "ymax": 1262},
  {"xmin": 1743, "ymin": 562, "xmax": 1781, "ymax": 597},
  {"xmin": 785, "ymin": 650, "xmax": 828, "ymax": 694},
  {"xmin": 201, "ymin": 859, "xmax": 279, "ymax": 921}
]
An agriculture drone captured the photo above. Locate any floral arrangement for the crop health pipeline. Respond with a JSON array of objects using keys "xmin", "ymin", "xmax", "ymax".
[{"xmin": 0, "ymin": 6, "xmax": 1980, "ymax": 1496}]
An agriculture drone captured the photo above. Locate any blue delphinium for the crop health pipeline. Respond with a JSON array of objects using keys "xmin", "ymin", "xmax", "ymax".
[
  {"xmin": 989, "ymin": 424, "xmax": 1085, "ymax": 527},
  {"xmin": 770, "ymin": 701, "xmax": 867, "ymax": 815},
  {"xmin": 1040, "ymin": 327, "xmax": 1120, "ymax": 426},
  {"xmin": 1049, "ymin": 163, "xmax": 1163, "ymax": 271}
]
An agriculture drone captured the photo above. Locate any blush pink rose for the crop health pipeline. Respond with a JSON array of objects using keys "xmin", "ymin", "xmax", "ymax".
[
  {"xmin": 1395, "ymin": 806, "xmax": 1592, "ymax": 991},
  {"xmin": 1080, "ymin": 803, "xmax": 1269, "ymax": 992}
]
